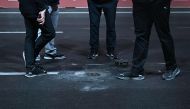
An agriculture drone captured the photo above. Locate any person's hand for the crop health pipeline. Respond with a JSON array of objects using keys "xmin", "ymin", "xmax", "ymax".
[{"xmin": 37, "ymin": 9, "xmax": 46, "ymax": 25}]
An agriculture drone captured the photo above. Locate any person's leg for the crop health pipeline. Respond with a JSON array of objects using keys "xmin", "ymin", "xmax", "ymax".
[
  {"xmin": 103, "ymin": 0, "xmax": 118, "ymax": 59},
  {"xmin": 23, "ymin": 17, "xmax": 47, "ymax": 77},
  {"xmin": 35, "ymin": 6, "xmax": 53, "ymax": 61},
  {"xmin": 88, "ymin": 0, "xmax": 102, "ymax": 59},
  {"xmin": 154, "ymin": 0, "xmax": 177, "ymax": 69},
  {"xmin": 43, "ymin": 6, "xmax": 66, "ymax": 59},
  {"xmin": 23, "ymin": 17, "xmax": 38, "ymax": 68},
  {"xmin": 35, "ymin": 11, "xmax": 55, "ymax": 58},
  {"xmin": 45, "ymin": 6, "xmax": 58, "ymax": 55},
  {"xmin": 35, "ymin": 29, "xmax": 42, "ymax": 61},
  {"xmin": 153, "ymin": 0, "xmax": 180, "ymax": 80},
  {"xmin": 131, "ymin": 2, "xmax": 153, "ymax": 75},
  {"xmin": 117, "ymin": 2, "xmax": 153, "ymax": 80}
]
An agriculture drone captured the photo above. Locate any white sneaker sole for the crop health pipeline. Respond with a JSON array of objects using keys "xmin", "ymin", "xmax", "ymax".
[
  {"xmin": 25, "ymin": 74, "xmax": 37, "ymax": 78},
  {"xmin": 44, "ymin": 56, "xmax": 66, "ymax": 60}
]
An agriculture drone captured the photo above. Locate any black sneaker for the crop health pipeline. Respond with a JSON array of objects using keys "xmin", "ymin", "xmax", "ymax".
[
  {"xmin": 162, "ymin": 67, "xmax": 181, "ymax": 80},
  {"xmin": 25, "ymin": 66, "xmax": 37, "ymax": 78},
  {"xmin": 117, "ymin": 72, "xmax": 145, "ymax": 80},
  {"xmin": 106, "ymin": 52, "xmax": 118, "ymax": 60},
  {"xmin": 44, "ymin": 53, "xmax": 66, "ymax": 60},
  {"xmin": 88, "ymin": 50, "xmax": 98, "ymax": 59},
  {"xmin": 25, "ymin": 65, "xmax": 47, "ymax": 78},
  {"xmin": 35, "ymin": 64, "xmax": 47, "ymax": 76}
]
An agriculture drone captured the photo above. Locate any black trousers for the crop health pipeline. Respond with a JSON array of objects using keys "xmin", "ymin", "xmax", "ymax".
[
  {"xmin": 87, "ymin": 0, "xmax": 118, "ymax": 52},
  {"xmin": 23, "ymin": 11, "xmax": 55, "ymax": 68},
  {"xmin": 131, "ymin": 0, "xmax": 177, "ymax": 74}
]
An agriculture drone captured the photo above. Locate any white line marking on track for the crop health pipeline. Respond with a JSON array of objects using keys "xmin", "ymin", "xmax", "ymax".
[
  {"xmin": 47, "ymin": 72, "xmax": 60, "ymax": 75},
  {"xmin": 0, "ymin": 31, "xmax": 63, "ymax": 34},
  {"xmin": 0, "ymin": 72, "xmax": 59, "ymax": 76}
]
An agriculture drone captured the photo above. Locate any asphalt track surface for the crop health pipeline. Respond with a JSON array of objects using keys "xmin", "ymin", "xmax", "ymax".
[{"xmin": 0, "ymin": 8, "xmax": 190, "ymax": 109}]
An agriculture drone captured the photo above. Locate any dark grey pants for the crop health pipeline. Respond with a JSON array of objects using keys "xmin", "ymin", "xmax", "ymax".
[
  {"xmin": 23, "ymin": 11, "xmax": 55, "ymax": 67},
  {"xmin": 131, "ymin": 0, "xmax": 177, "ymax": 74},
  {"xmin": 88, "ymin": 0, "xmax": 118, "ymax": 52}
]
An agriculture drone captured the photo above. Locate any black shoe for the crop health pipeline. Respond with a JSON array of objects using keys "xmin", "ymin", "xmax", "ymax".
[
  {"xmin": 25, "ymin": 66, "xmax": 37, "ymax": 78},
  {"xmin": 88, "ymin": 50, "xmax": 98, "ymax": 59},
  {"xmin": 106, "ymin": 52, "xmax": 118, "ymax": 60},
  {"xmin": 162, "ymin": 67, "xmax": 181, "ymax": 80},
  {"xmin": 117, "ymin": 72, "xmax": 145, "ymax": 80},
  {"xmin": 34, "ymin": 64, "xmax": 47, "ymax": 75},
  {"xmin": 44, "ymin": 53, "xmax": 66, "ymax": 60},
  {"xmin": 25, "ymin": 65, "xmax": 47, "ymax": 78}
]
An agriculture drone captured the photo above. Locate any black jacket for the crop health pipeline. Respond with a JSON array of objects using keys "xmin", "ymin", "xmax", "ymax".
[
  {"xmin": 47, "ymin": 0, "xmax": 60, "ymax": 5},
  {"xmin": 18, "ymin": 0, "xmax": 48, "ymax": 19}
]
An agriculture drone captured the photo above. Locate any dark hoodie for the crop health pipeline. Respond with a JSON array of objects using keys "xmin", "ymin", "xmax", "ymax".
[
  {"xmin": 47, "ymin": 0, "xmax": 60, "ymax": 5},
  {"xmin": 18, "ymin": 0, "xmax": 48, "ymax": 19}
]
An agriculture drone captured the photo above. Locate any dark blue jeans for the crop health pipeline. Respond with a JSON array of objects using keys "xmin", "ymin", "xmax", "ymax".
[
  {"xmin": 131, "ymin": 0, "xmax": 177, "ymax": 74},
  {"xmin": 88, "ymin": 0, "xmax": 118, "ymax": 52},
  {"xmin": 23, "ymin": 11, "xmax": 55, "ymax": 68}
]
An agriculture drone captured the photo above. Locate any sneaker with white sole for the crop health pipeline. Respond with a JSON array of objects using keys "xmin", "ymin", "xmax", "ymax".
[
  {"xmin": 88, "ymin": 49, "xmax": 98, "ymax": 59},
  {"xmin": 25, "ymin": 65, "xmax": 47, "ymax": 78},
  {"xmin": 162, "ymin": 67, "xmax": 181, "ymax": 80},
  {"xmin": 44, "ymin": 53, "xmax": 66, "ymax": 60}
]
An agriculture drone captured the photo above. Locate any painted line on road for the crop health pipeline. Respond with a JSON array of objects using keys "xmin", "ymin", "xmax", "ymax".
[
  {"xmin": 0, "ymin": 31, "xmax": 63, "ymax": 34},
  {"xmin": 0, "ymin": 72, "xmax": 59, "ymax": 76}
]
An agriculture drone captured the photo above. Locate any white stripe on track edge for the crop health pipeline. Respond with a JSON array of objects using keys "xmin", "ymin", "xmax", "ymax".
[
  {"xmin": 0, "ymin": 31, "xmax": 63, "ymax": 34},
  {"xmin": 0, "ymin": 72, "xmax": 59, "ymax": 76}
]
